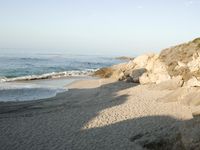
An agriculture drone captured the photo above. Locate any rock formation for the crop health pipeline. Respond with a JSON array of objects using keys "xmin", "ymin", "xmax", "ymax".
[
  {"xmin": 94, "ymin": 38, "xmax": 200, "ymax": 111},
  {"xmin": 95, "ymin": 38, "xmax": 200, "ymax": 87}
]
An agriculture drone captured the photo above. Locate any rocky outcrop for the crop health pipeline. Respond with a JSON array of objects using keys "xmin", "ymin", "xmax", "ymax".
[
  {"xmin": 94, "ymin": 38, "xmax": 200, "ymax": 87},
  {"xmin": 93, "ymin": 67, "xmax": 115, "ymax": 78},
  {"xmin": 94, "ymin": 38, "xmax": 200, "ymax": 110}
]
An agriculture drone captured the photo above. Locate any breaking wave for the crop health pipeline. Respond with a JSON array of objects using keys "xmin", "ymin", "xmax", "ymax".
[{"xmin": 0, "ymin": 69, "xmax": 97, "ymax": 83}]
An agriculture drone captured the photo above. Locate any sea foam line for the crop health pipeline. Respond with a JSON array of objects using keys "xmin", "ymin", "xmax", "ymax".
[{"xmin": 0, "ymin": 69, "xmax": 97, "ymax": 82}]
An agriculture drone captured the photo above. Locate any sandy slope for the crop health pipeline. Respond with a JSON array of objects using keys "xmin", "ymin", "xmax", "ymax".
[{"xmin": 0, "ymin": 79, "xmax": 193, "ymax": 150}]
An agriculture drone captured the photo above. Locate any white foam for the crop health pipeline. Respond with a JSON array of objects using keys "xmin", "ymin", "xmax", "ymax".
[
  {"xmin": 0, "ymin": 70, "xmax": 96, "ymax": 102},
  {"xmin": 0, "ymin": 83, "xmax": 66, "ymax": 102},
  {"xmin": 0, "ymin": 70, "xmax": 97, "ymax": 83}
]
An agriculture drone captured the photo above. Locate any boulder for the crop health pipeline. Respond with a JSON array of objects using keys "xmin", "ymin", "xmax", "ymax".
[
  {"xmin": 129, "ymin": 68, "xmax": 147, "ymax": 83},
  {"xmin": 132, "ymin": 54, "xmax": 149, "ymax": 68},
  {"xmin": 139, "ymin": 72, "xmax": 152, "ymax": 84},
  {"xmin": 111, "ymin": 70, "xmax": 125, "ymax": 81},
  {"xmin": 155, "ymin": 73, "xmax": 171, "ymax": 84},
  {"xmin": 152, "ymin": 76, "xmax": 183, "ymax": 90},
  {"xmin": 185, "ymin": 76, "xmax": 200, "ymax": 87},
  {"xmin": 139, "ymin": 69, "xmax": 171, "ymax": 84},
  {"xmin": 93, "ymin": 67, "xmax": 115, "ymax": 78}
]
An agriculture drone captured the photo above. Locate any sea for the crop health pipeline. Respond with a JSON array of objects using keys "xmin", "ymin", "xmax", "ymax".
[{"xmin": 0, "ymin": 53, "xmax": 124, "ymax": 102}]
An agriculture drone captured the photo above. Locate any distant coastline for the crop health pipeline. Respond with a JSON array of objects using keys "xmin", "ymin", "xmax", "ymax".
[{"xmin": 115, "ymin": 56, "xmax": 134, "ymax": 61}]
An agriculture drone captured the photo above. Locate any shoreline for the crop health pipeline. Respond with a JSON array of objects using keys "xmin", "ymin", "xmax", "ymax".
[{"xmin": 0, "ymin": 76, "xmax": 96, "ymax": 103}]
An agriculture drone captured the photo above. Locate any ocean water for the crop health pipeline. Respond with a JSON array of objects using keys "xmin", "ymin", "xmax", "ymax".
[
  {"xmin": 0, "ymin": 53, "xmax": 122, "ymax": 80},
  {"xmin": 0, "ymin": 53, "xmax": 124, "ymax": 102}
]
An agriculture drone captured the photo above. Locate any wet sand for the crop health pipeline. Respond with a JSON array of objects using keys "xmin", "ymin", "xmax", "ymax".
[{"xmin": 0, "ymin": 79, "xmax": 193, "ymax": 150}]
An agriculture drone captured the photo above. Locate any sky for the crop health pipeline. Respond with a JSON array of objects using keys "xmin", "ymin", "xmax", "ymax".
[{"xmin": 0, "ymin": 0, "xmax": 200, "ymax": 56}]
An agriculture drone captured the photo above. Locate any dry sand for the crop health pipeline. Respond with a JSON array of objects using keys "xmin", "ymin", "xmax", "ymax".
[{"xmin": 0, "ymin": 79, "xmax": 194, "ymax": 150}]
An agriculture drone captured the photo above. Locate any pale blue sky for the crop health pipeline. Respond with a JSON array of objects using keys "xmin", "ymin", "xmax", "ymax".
[{"xmin": 0, "ymin": 0, "xmax": 199, "ymax": 55}]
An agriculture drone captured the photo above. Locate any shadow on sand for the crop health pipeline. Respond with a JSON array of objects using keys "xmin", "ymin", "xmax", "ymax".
[{"xmin": 0, "ymin": 80, "xmax": 199, "ymax": 150}]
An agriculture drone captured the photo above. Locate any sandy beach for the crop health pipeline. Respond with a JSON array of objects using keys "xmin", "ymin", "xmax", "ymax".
[
  {"xmin": 1, "ymin": 0, "xmax": 199, "ymax": 149},
  {"xmin": 0, "ymin": 78, "xmax": 194, "ymax": 150}
]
